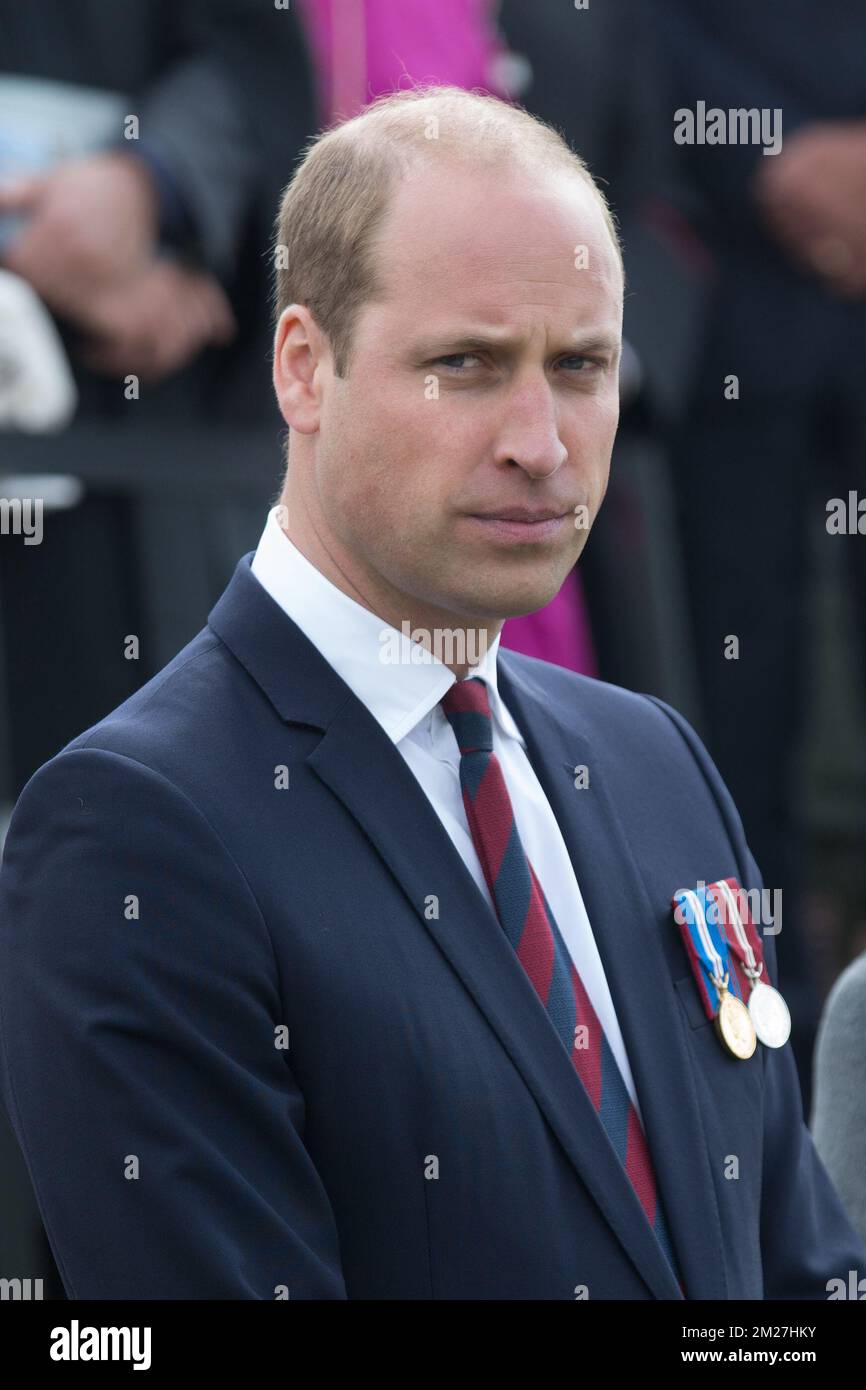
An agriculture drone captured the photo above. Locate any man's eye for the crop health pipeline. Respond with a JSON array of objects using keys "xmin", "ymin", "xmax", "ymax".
[
  {"xmin": 434, "ymin": 353, "xmax": 481, "ymax": 370},
  {"xmin": 559, "ymin": 356, "xmax": 599, "ymax": 372}
]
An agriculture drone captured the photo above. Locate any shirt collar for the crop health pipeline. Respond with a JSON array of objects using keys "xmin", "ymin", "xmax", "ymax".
[{"xmin": 250, "ymin": 506, "xmax": 525, "ymax": 748}]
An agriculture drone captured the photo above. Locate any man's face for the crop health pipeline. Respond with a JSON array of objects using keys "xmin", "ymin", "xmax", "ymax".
[{"xmin": 293, "ymin": 160, "xmax": 622, "ymax": 625}]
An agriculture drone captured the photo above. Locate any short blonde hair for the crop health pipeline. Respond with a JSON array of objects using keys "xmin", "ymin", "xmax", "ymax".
[{"xmin": 272, "ymin": 84, "xmax": 623, "ymax": 378}]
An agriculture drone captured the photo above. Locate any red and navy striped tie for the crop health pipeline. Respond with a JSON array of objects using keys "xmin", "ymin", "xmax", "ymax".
[{"xmin": 441, "ymin": 676, "xmax": 683, "ymax": 1291}]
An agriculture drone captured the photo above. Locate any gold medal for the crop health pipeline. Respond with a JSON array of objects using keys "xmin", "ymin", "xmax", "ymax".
[
  {"xmin": 714, "ymin": 981, "xmax": 757, "ymax": 1060},
  {"xmin": 673, "ymin": 888, "xmax": 759, "ymax": 1060}
]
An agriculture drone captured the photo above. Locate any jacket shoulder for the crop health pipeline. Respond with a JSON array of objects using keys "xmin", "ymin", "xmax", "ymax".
[
  {"xmin": 498, "ymin": 647, "xmax": 696, "ymax": 745},
  {"xmin": 57, "ymin": 625, "xmax": 249, "ymax": 773}
]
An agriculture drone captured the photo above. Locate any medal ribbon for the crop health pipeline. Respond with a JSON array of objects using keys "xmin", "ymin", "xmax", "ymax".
[
  {"xmin": 672, "ymin": 885, "xmax": 744, "ymax": 1022},
  {"xmin": 705, "ymin": 877, "xmax": 774, "ymax": 997}
]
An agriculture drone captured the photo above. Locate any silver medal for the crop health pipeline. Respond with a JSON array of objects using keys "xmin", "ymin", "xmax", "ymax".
[{"xmin": 748, "ymin": 979, "xmax": 791, "ymax": 1048}]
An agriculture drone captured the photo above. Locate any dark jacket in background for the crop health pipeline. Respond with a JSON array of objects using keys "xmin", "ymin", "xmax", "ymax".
[{"xmin": 654, "ymin": 0, "xmax": 866, "ymax": 401}]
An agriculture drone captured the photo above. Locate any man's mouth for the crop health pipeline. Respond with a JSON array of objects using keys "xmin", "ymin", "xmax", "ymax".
[{"xmin": 465, "ymin": 510, "xmax": 572, "ymax": 542}]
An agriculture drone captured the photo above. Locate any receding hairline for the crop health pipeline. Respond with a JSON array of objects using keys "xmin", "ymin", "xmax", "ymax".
[
  {"xmin": 272, "ymin": 85, "xmax": 624, "ymax": 376},
  {"xmin": 314, "ymin": 85, "xmax": 622, "ymax": 259},
  {"xmin": 371, "ymin": 154, "xmax": 624, "ymax": 276}
]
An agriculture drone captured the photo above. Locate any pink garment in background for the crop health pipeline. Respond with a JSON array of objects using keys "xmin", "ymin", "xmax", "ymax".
[
  {"xmin": 295, "ymin": 0, "xmax": 508, "ymax": 124},
  {"xmin": 498, "ymin": 569, "xmax": 597, "ymax": 677},
  {"xmin": 293, "ymin": 0, "xmax": 598, "ymax": 676}
]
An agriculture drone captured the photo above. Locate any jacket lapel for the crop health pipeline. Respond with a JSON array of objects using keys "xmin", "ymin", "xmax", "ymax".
[{"xmin": 209, "ymin": 558, "xmax": 722, "ymax": 1299}]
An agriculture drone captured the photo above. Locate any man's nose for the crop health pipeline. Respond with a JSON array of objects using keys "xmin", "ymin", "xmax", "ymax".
[{"xmin": 495, "ymin": 380, "xmax": 568, "ymax": 478}]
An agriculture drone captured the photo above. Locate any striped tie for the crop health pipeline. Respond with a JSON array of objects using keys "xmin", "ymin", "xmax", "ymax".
[{"xmin": 441, "ymin": 676, "xmax": 683, "ymax": 1291}]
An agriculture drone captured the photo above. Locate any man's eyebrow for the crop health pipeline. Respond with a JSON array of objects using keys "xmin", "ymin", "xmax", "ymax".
[{"xmin": 411, "ymin": 329, "xmax": 621, "ymax": 357}]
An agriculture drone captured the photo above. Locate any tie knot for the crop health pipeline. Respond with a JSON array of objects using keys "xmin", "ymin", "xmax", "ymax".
[{"xmin": 440, "ymin": 676, "xmax": 494, "ymax": 754}]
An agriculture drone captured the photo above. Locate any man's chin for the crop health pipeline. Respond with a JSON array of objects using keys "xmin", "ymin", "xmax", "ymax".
[
  {"xmin": 442, "ymin": 581, "xmax": 568, "ymax": 624},
  {"xmin": 493, "ymin": 566, "xmax": 581, "ymax": 620}
]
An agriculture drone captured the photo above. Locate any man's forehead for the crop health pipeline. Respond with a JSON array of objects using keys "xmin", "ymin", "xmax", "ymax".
[
  {"xmin": 368, "ymin": 273, "xmax": 622, "ymax": 351},
  {"xmin": 378, "ymin": 246, "xmax": 622, "ymax": 330},
  {"xmin": 367, "ymin": 283, "xmax": 622, "ymax": 351},
  {"xmin": 378, "ymin": 165, "xmax": 620, "ymax": 296}
]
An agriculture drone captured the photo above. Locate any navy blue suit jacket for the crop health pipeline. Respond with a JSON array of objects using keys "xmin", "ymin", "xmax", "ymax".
[{"xmin": 1, "ymin": 554, "xmax": 864, "ymax": 1299}]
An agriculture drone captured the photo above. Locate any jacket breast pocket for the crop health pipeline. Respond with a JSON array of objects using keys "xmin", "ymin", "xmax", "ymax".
[
  {"xmin": 673, "ymin": 975, "xmax": 765, "ymax": 1106},
  {"xmin": 674, "ymin": 973, "xmax": 714, "ymax": 1030}
]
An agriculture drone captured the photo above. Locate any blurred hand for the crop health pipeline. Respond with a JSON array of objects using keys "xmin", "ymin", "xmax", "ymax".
[
  {"xmin": 0, "ymin": 151, "xmax": 160, "ymax": 319},
  {"xmin": 74, "ymin": 258, "xmax": 237, "ymax": 383},
  {"xmin": 752, "ymin": 121, "xmax": 866, "ymax": 298}
]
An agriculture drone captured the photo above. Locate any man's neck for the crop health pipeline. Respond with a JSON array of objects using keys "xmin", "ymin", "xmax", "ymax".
[{"xmin": 278, "ymin": 506, "xmax": 501, "ymax": 680}]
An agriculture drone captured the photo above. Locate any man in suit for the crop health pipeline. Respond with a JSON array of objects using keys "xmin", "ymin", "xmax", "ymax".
[{"xmin": 1, "ymin": 86, "xmax": 864, "ymax": 1300}]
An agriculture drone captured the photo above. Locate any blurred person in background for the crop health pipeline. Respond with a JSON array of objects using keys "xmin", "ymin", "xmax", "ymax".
[
  {"xmin": 812, "ymin": 947, "xmax": 866, "ymax": 1245},
  {"xmin": 0, "ymin": 0, "xmax": 314, "ymax": 792},
  {"xmin": 655, "ymin": 0, "xmax": 866, "ymax": 1115}
]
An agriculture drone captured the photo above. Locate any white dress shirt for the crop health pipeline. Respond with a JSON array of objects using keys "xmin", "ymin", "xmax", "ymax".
[{"xmin": 251, "ymin": 506, "xmax": 643, "ymax": 1119}]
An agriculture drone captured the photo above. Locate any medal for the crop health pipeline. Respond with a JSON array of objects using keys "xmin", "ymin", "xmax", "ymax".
[
  {"xmin": 673, "ymin": 887, "xmax": 757, "ymax": 1059},
  {"xmin": 707, "ymin": 879, "xmax": 791, "ymax": 1048},
  {"xmin": 746, "ymin": 979, "xmax": 791, "ymax": 1049},
  {"xmin": 715, "ymin": 978, "xmax": 758, "ymax": 1059}
]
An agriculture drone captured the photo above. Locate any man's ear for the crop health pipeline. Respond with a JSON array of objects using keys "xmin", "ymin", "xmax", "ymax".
[{"xmin": 272, "ymin": 304, "xmax": 327, "ymax": 435}]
